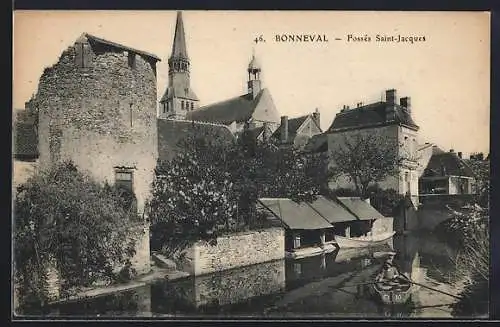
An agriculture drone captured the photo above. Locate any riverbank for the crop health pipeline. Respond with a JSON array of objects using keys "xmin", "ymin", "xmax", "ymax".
[{"xmin": 48, "ymin": 266, "xmax": 190, "ymax": 305}]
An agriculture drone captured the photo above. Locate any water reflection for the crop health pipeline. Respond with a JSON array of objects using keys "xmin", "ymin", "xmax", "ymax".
[{"xmin": 43, "ymin": 232, "xmax": 469, "ymax": 318}]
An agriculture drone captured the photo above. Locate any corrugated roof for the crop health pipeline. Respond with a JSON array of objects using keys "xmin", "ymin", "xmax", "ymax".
[
  {"xmin": 336, "ymin": 197, "xmax": 385, "ymax": 220},
  {"xmin": 327, "ymin": 101, "xmax": 419, "ymax": 132},
  {"xmin": 157, "ymin": 119, "xmax": 235, "ymax": 162},
  {"xmin": 185, "ymin": 89, "xmax": 266, "ymax": 125},
  {"xmin": 258, "ymin": 198, "xmax": 333, "ymax": 230},
  {"xmin": 306, "ymin": 196, "xmax": 358, "ymax": 223},
  {"xmin": 84, "ymin": 33, "xmax": 161, "ymax": 62}
]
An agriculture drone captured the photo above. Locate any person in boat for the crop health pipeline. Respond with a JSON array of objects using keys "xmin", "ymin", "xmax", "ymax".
[{"xmin": 377, "ymin": 260, "xmax": 405, "ymax": 285}]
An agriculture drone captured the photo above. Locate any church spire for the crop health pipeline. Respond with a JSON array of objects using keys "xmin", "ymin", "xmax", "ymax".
[
  {"xmin": 159, "ymin": 11, "xmax": 199, "ymax": 120},
  {"xmin": 171, "ymin": 11, "xmax": 188, "ymax": 59}
]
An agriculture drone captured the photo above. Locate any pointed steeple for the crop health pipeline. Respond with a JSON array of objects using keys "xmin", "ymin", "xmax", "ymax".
[
  {"xmin": 171, "ymin": 11, "xmax": 189, "ymax": 59},
  {"xmin": 159, "ymin": 11, "xmax": 199, "ymax": 120}
]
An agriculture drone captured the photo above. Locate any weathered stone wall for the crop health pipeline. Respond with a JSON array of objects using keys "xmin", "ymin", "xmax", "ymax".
[
  {"xmin": 12, "ymin": 160, "xmax": 38, "ymax": 188},
  {"xmin": 127, "ymin": 222, "xmax": 151, "ymax": 275},
  {"xmin": 151, "ymin": 259, "xmax": 285, "ymax": 309},
  {"xmin": 33, "ymin": 37, "xmax": 158, "ymax": 214},
  {"xmin": 179, "ymin": 227, "xmax": 285, "ymax": 276}
]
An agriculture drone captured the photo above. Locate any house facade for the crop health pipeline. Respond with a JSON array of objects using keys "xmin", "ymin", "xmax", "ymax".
[
  {"xmin": 326, "ymin": 89, "xmax": 420, "ymax": 204},
  {"xmin": 419, "ymin": 147, "xmax": 475, "ymax": 195}
]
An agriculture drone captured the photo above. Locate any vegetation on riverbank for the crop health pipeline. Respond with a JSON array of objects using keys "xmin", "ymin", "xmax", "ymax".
[
  {"xmin": 14, "ymin": 162, "xmax": 139, "ymax": 312},
  {"xmin": 149, "ymin": 130, "xmax": 331, "ymax": 256}
]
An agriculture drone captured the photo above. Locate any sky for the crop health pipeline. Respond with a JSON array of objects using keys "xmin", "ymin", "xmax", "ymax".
[{"xmin": 13, "ymin": 11, "xmax": 490, "ymax": 157}]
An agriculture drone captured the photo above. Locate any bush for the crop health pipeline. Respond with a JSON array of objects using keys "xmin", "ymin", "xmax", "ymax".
[{"xmin": 14, "ymin": 161, "xmax": 138, "ymax": 309}]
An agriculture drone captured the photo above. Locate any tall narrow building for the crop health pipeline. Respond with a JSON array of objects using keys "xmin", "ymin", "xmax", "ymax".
[{"xmin": 159, "ymin": 11, "xmax": 199, "ymax": 119}]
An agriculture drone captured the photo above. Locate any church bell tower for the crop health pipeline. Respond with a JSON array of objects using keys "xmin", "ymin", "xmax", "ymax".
[{"xmin": 159, "ymin": 11, "xmax": 199, "ymax": 120}]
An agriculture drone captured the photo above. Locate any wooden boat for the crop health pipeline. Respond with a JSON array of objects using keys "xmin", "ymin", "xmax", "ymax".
[
  {"xmin": 371, "ymin": 264, "xmax": 414, "ymax": 305},
  {"xmin": 286, "ymin": 242, "xmax": 337, "ymax": 259},
  {"xmin": 334, "ymin": 231, "xmax": 396, "ymax": 249}
]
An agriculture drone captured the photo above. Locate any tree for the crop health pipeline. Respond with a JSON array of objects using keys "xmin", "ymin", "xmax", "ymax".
[
  {"xmin": 13, "ymin": 161, "xmax": 138, "ymax": 309},
  {"xmin": 466, "ymin": 157, "xmax": 489, "ymax": 207},
  {"xmin": 150, "ymin": 132, "xmax": 239, "ymax": 253},
  {"xmin": 149, "ymin": 128, "xmax": 331, "ymax": 252},
  {"xmin": 329, "ymin": 131, "xmax": 403, "ymax": 198}
]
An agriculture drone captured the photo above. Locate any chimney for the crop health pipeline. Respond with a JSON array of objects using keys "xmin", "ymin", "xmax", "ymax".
[
  {"xmin": 262, "ymin": 122, "xmax": 270, "ymax": 141},
  {"xmin": 458, "ymin": 151, "xmax": 462, "ymax": 159},
  {"xmin": 280, "ymin": 116, "xmax": 288, "ymax": 143},
  {"xmin": 400, "ymin": 96, "xmax": 411, "ymax": 114},
  {"xmin": 386, "ymin": 89, "xmax": 397, "ymax": 105},
  {"xmin": 312, "ymin": 108, "xmax": 320, "ymax": 128},
  {"xmin": 385, "ymin": 89, "xmax": 397, "ymax": 121}
]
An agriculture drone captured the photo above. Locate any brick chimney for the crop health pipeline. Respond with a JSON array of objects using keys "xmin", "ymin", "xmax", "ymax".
[
  {"xmin": 280, "ymin": 116, "xmax": 288, "ymax": 143},
  {"xmin": 312, "ymin": 108, "xmax": 320, "ymax": 128},
  {"xmin": 400, "ymin": 96, "xmax": 411, "ymax": 114},
  {"xmin": 262, "ymin": 122, "xmax": 270, "ymax": 141},
  {"xmin": 386, "ymin": 89, "xmax": 397, "ymax": 105},
  {"xmin": 385, "ymin": 89, "xmax": 397, "ymax": 121}
]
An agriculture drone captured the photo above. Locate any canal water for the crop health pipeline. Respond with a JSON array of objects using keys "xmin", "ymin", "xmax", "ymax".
[{"xmin": 39, "ymin": 232, "xmax": 473, "ymax": 319}]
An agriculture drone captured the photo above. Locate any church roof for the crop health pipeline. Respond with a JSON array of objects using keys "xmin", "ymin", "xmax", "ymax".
[
  {"xmin": 422, "ymin": 152, "xmax": 475, "ymax": 178},
  {"xmin": 83, "ymin": 33, "xmax": 161, "ymax": 62},
  {"xmin": 327, "ymin": 101, "xmax": 419, "ymax": 132},
  {"xmin": 160, "ymin": 86, "xmax": 199, "ymax": 102},
  {"xmin": 185, "ymin": 89, "xmax": 266, "ymax": 125},
  {"xmin": 157, "ymin": 119, "xmax": 235, "ymax": 163},
  {"xmin": 170, "ymin": 11, "xmax": 189, "ymax": 59}
]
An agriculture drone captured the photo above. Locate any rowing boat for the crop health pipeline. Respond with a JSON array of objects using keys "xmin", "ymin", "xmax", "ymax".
[
  {"xmin": 334, "ymin": 231, "xmax": 396, "ymax": 249},
  {"xmin": 371, "ymin": 264, "xmax": 414, "ymax": 305}
]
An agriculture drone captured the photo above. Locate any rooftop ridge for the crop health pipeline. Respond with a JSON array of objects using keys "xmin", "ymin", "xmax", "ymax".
[
  {"xmin": 83, "ymin": 33, "xmax": 161, "ymax": 61},
  {"xmin": 162, "ymin": 118, "xmax": 233, "ymax": 132}
]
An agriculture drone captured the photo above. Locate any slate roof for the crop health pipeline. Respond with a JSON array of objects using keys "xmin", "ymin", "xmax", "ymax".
[
  {"xmin": 271, "ymin": 114, "xmax": 310, "ymax": 141},
  {"xmin": 157, "ymin": 119, "xmax": 235, "ymax": 162},
  {"xmin": 258, "ymin": 198, "xmax": 333, "ymax": 230},
  {"xmin": 327, "ymin": 101, "xmax": 419, "ymax": 132},
  {"xmin": 160, "ymin": 86, "xmax": 199, "ymax": 102},
  {"xmin": 13, "ymin": 110, "xmax": 38, "ymax": 159},
  {"xmin": 185, "ymin": 89, "xmax": 266, "ymax": 125},
  {"xmin": 84, "ymin": 33, "xmax": 161, "ymax": 62},
  {"xmin": 422, "ymin": 152, "xmax": 475, "ymax": 178},
  {"xmin": 336, "ymin": 197, "xmax": 385, "ymax": 221}
]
